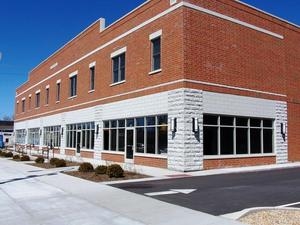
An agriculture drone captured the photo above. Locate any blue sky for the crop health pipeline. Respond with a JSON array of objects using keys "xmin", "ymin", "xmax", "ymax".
[{"xmin": 0, "ymin": 0, "xmax": 299, "ymax": 120}]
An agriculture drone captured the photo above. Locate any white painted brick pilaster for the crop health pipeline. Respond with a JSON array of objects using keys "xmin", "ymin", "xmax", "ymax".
[
  {"xmin": 94, "ymin": 105, "xmax": 103, "ymax": 160},
  {"xmin": 275, "ymin": 102, "xmax": 288, "ymax": 164},
  {"xmin": 168, "ymin": 88, "xmax": 203, "ymax": 172}
]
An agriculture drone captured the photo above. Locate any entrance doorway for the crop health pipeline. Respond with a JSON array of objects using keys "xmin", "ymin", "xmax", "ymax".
[
  {"xmin": 76, "ymin": 131, "xmax": 81, "ymax": 154},
  {"xmin": 126, "ymin": 129, "xmax": 134, "ymax": 160}
]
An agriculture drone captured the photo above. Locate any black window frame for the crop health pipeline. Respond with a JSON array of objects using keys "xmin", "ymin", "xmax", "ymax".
[
  {"xmin": 112, "ymin": 53, "xmax": 126, "ymax": 84},
  {"xmin": 151, "ymin": 36, "xmax": 161, "ymax": 71},
  {"xmin": 90, "ymin": 66, "xmax": 95, "ymax": 91},
  {"xmin": 69, "ymin": 75, "xmax": 77, "ymax": 97}
]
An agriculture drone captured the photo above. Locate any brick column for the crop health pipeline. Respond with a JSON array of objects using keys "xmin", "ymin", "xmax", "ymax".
[{"xmin": 168, "ymin": 88, "xmax": 203, "ymax": 171}]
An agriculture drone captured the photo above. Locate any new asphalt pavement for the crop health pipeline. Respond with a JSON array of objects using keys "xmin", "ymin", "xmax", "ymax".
[{"xmin": 112, "ymin": 167, "xmax": 300, "ymax": 215}]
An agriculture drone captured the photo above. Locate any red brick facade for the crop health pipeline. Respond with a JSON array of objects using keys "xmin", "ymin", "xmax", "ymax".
[{"xmin": 14, "ymin": 0, "xmax": 300, "ymax": 170}]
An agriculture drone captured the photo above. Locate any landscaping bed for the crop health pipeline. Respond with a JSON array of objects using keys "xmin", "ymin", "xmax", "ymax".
[
  {"xmin": 64, "ymin": 163, "xmax": 149, "ymax": 182},
  {"xmin": 29, "ymin": 161, "xmax": 80, "ymax": 169},
  {"xmin": 239, "ymin": 209, "xmax": 300, "ymax": 225},
  {"xmin": 65, "ymin": 170, "xmax": 148, "ymax": 182}
]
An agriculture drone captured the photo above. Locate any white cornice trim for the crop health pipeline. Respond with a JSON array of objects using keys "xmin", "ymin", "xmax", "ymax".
[
  {"xmin": 235, "ymin": 0, "xmax": 300, "ymax": 29},
  {"xmin": 182, "ymin": 2, "xmax": 284, "ymax": 39},
  {"xmin": 15, "ymin": 78, "xmax": 286, "ymax": 122}
]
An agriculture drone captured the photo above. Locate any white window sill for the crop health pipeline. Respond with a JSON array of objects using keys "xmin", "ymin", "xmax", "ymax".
[
  {"xmin": 68, "ymin": 95, "xmax": 77, "ymax": 100},
  {"xmin": 204, "ymin": 153, "xmax": 276, "ymax": 160},
  {"xmin": 45, "ymin": 104, "xmax": 49, "ymax": 107},
  {"xmin": 110, "ymin": 80, "xmax": 126, "ymax": 87},
  {"xmin": 35, "ymin": 107, "xmax": 40, "ymax": 109},
  {"xmin": 88, "ymin": 89, "xmax": 95, "ymax": 93},
  {"xmin": 102, "ymin": 150, "xmax": 124, "ymax": 155},
  {"xmin": 149, "ymin": 69, "xmax": 162, "ymax": 75},
  {"xmin": 80, "ymin": 149, "xmax": 94, "ymax": 152},
  {"xmin": 56, "ymin": 101, "xmax": 60, "ymax": 104},
  {"xmin": 135, "ymin": 153, "xmax": 167, "ymax": 159}
]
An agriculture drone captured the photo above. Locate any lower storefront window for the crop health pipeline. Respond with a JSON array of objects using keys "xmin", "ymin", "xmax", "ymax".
[
  {"xmin": 204, "ymin": 115, "xmax": 274, "ymax": 156},
  {"xmin": 103, "ymin": 114, "xmax": 168, "ymax": 155},
  {"xmin": 66, "ymin": 122, "xmax": 95, "ymax": 150}
]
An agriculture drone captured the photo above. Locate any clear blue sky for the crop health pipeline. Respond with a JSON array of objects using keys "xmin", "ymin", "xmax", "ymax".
[{"xmin": 0, "ymin": 0, "xmax": 299, "ymax": 120}]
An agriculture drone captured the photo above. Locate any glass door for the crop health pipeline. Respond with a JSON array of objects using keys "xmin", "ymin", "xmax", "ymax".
[
  {"xmin": 76, "ymin": 131, "xmax": 81, "ymax": 154},
  {"xmin": 126, "ymin": 129, "xmax": 134, "ymax": 160}
]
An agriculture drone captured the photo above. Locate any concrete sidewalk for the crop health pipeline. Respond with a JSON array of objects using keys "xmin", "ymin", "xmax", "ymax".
[{"xmin": 0, "ymin": 158, "xmax": 243, "ymax": 225}]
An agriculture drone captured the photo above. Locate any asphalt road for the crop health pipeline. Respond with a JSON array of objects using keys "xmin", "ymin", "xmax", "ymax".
[{"xmin": 112, "ymin": 168, "xmax": 300, "ymax": 215}]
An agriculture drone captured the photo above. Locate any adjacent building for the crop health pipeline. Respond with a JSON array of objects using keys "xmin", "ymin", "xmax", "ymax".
[
  {"xmin": 0, "ymin": 121, "xmax": 14, "ymax": 147},
  {"xmin": 14, "ymin": 0, "xmax": 300, "ymax": 171}
]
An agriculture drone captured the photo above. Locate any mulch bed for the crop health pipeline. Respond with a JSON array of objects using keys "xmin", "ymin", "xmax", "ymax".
[
  {"xmin": 64, "ymin": 171, "xmax": 149, "ymax": 182},
  {"xmin": 29, "ymin": 162, "xmax": 81, "ymax": 169}
]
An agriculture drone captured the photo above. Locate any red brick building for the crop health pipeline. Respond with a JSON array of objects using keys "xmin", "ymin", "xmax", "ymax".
[{"xmin": 14, "ymin": 0, "xmax": 300, "ymax": 171}]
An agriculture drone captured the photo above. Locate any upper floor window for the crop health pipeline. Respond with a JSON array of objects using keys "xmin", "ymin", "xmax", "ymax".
[
  {"xmin": 35, "ymin": 92, "xmax": 40, "ymax": 108},
  {"xmin": 28, "ymin": 96, "xmax": 31, "ymax": 110},
  {"xmin": 111, "ymin": 47, "xmax": 126, "ymax": 84},
  {"xmin": 151, "ymin": 37, "xmax": 161, "ymax": 71},
  {"xmin": 22, "ymin": 99, "xmax": 25, "ymax": 113},
  {"xmin": 69, "ymin": 72, "xmax": 77, "ymax": 97},
  {"xmin": 56, "ymin": 82, "xmax": 61, "ymax": 102},
  {"xmin": 89, "ymin": 62, "xmax": 96, "ymax": 91},
  {"xmin": 149, "ymin": 30, "xmax": 162, "ymax": 72},
  {"xmin": 45, "ymin": 87, "xmax": 49, "ymax": 105}
]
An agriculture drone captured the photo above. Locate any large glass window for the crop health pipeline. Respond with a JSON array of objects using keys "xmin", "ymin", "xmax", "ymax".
[
  {"xmin": 28, "ymin": 128, "xmax": 40, "ymax": 145},
  {"xmin": 16, "ymin": 129, "xmax": 26, "ymax": 144},
  {"xmin": 112, "ymin": 53, "xmax": 125, "ymax": 83},
  {"xmin": 203, "ymin": 115, "xmax": 274, "ymax": 156},
  {"xmin": 43, "ymin": 126, "xmax": 61, "ymax": 147},
  {"xmin": 66, "ymin": 122, "xmax": 95, "ymax": 150},
  {"xmin": 103, "ymin": 114, "xmax": 168, "ymax": 155},
  {"xmin": 70, "ymin": 75, "xmax": 77, "ymax": 97}
]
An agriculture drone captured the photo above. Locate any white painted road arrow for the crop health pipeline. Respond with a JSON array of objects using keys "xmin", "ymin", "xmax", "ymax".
[{"xmin": 145, "ymin": 189, "xmax": 196, "ymax": 196}]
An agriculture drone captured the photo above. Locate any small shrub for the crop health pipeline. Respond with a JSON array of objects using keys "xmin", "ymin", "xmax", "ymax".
[
  {"xmin": 4, "ymin": 152, "xmax": 13, "ymax": 158},
  {"xmin": 106, "ymin": 164, "xmax": 124, "ymax": 178},
  {"xmin": 20, "ymin": 155, "xmax": 30, "ymax": 161},
  {"xmin": 13, "ymin": 155, "xmax": 20, "ymax": 160},
  {"xmin": 0, "ymin": 151, "xmax": 6, "ymax": 157},
  {"xmin": 35, "ymin": 156, "xmax": 45, "ymax": 164},
  {"xmin": 95, "ymin": 165, "xmax": 107, "ymax": 175},
  {"xmin": 50, "ymin": 158, "xmax": 59, "ymax": 166},
  {"xmin": 79, "ymin": 162, "xmax": 94, "ymax": 173},
  {"xmin": 55, "ymin": 159, "xmax": 66, "ymax": 167}
]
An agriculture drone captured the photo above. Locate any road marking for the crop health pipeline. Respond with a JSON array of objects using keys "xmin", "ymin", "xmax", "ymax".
[
  {"xmin": 276, "ymin": 202, "xmax": 300, "ymax": 208},
  {"xmin": 145, "ymin": 189, "xmax": 196, "ymax": 196}
]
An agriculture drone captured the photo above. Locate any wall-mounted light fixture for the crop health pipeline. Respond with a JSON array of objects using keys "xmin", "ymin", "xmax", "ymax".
[
  {"xmin": 96, "ymin": 124, "xmax": 100, "ymax": 135},
  {"xmin": 192, "ymin": 118, "xmax": 199, "ymax": 133},
  {"xmin": 281, "ymin": 123, "xmax": 287, "ymax": 135},
  {"xmin": 61, "ymin": 127, "xmax": 64, "ymax": 136},
  {"xmin": 171, "ymin": 118, "xmax": 177, "ymax": 132}
]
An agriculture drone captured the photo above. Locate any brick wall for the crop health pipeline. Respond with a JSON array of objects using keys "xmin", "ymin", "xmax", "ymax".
[
  {"xmin": 203, "ymin": 156, "xmax": 276, "ymax": 170},
  {"xmin": 102, "ymin": 153, "xmax": 124, "ymax": 163},
  {"xmin": 135, "ymin": 156, "xmax": 167, "ymax": 168}
]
